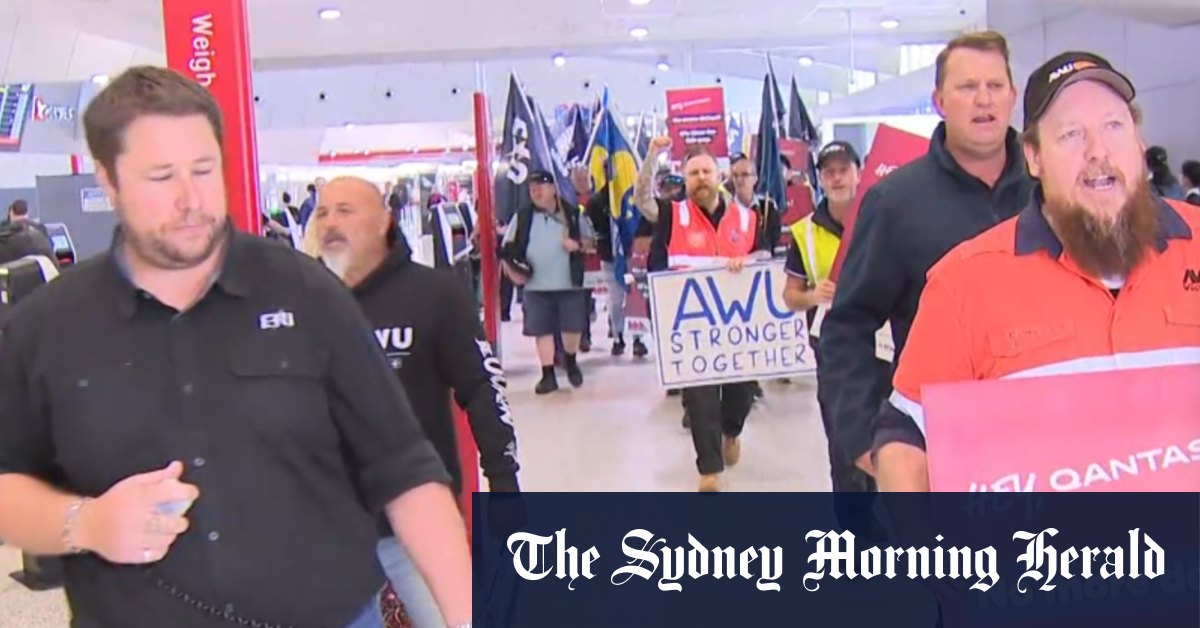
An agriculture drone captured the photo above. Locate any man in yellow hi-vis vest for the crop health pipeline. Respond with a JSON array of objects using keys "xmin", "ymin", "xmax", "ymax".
[{"xmin": 782, "ymin": 141, "xmax": 892, "ymax": 498}]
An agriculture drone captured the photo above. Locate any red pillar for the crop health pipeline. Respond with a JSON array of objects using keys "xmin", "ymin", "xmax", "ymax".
[
  {"xmin": 474, "ymin": 92, "xmax": 500, "ymax": 347},
  {"xmin": 162, "ymin": 0, "xmax": 262, "ymax": 235},
  {"xmin": 450, "ymin": 92, "xmax": 499, "ymax": 540}
]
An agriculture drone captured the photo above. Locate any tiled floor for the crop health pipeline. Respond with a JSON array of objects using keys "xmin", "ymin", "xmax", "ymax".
[{"xmin": 0, "ymin": 312, "xmax": 831, "ymax": 626}]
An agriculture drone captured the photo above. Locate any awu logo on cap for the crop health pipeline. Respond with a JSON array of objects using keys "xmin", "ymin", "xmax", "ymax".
[{"xmin": 1048, "ymin": 60, "xmax": 1097, "ymax": 84}]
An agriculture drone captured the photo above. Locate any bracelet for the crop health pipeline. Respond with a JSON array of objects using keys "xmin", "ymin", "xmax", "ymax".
[{"xmin": 62, "ymin": 497, "xmax": 91, "ymax": 555}]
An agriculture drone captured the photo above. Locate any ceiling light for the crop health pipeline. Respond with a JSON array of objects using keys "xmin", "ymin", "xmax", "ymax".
[
  {"xmin": 553, "ymin": 53, "xmax": 567, "ymax": 68},
  {"xmin": 656, "ymin": 60, "xmax": 671, "ymax": 72},
  {"xmin": 344, "ymin": 122, "xmax": 355, "ymax": 130},
  {"xmin": 625, "ymin": 115, "xmax": 639, "ymax": 127},
  {"xmin": 629, "ymin": 0, "xmax": 652, "ymax": 5},
  {"xmin": 798, "ymin": 56, "xmax": 814, "ymax": 67},
  {"xmin": 318, "ymin": 8, "xmax": 342, "ymax": 20},
  {"xmin": 880, "ymin": 18, "xmax": 900, "ymax": 29},
  {"xmin": 90, "ymin": 74, "xmax": 109, "ymax": 85},
  {"xmin": 629, "ymin": 26, "xmax": 649, "ymax": 39}
]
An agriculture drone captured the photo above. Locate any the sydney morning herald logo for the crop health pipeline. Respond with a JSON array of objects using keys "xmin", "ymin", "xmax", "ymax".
[{"xmin": 506, "ymin": 526, "xmax": 1165, "ymax": 594}]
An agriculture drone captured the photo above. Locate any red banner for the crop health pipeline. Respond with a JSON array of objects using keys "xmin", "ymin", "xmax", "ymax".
[
  {"xmin": 665, "ymin": 87, "xmax": 728, "ymax": 162},
  {"xmin": 778, "ymin": 138, "xmax": 814, "ymax": 225},
  {"xmin": 829, "ymin": 125, "xmax": 929, "ymax": 280},
  {"xmin": 923, "ymin": 365, "xmax": 1200, "ymax": 492},
  {"xmin": 162, "ymin": 0, "xmax": 262, "ymax": 235}
]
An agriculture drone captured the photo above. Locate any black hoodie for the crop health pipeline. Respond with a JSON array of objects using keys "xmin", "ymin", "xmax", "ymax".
[{"xmin": 351, "ymin": 233, "xmax": 519, "ymax": 498}]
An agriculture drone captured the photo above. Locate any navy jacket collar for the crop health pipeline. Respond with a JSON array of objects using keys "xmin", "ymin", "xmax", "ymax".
[
  {"xmin": 1015, "ymin": 185, "xmax": 1193, "ymax": 258},
  {"xmin": 929, "ymin": 121, "xmax": 1027, "ymax": 192}
]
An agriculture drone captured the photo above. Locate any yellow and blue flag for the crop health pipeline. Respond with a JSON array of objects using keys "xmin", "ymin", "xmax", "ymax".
[{"xmin": 586, "ymin": 97, "xmax": 641, "ymax": 283}]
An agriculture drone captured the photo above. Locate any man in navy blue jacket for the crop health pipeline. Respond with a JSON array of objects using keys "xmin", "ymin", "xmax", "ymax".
[{"xmin": 819, "ymin": 30, "xmax": 1036, "ymax": 481}]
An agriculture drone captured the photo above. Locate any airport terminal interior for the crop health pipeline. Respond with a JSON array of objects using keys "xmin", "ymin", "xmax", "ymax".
[{"xmin": 0, "ymin": 0, "xmax": 1198, "ymax": 625}]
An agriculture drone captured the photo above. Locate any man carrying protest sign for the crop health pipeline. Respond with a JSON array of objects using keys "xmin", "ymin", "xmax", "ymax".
[
  {"xmin": 873, "ymin": 51, "xmax": 1200, "ymax": 491},
  {"xmin": 820, "ymin": 31, "xmax": 1035, "ymax": 481},
  {"xmin": 641, "ymin": 138, "xmax": 776, "ymax": 492},
  {"xmin": 783, "ymin": 141, "xmax": 890, "ymax": 497}
]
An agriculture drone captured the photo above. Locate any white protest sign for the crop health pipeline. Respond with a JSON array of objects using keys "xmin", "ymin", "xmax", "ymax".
[{"xmin": 649, "ymin": 260, "xmax": 816, "ymax": 388}]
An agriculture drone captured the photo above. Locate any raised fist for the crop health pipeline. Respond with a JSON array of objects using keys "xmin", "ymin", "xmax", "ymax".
[{"xmin": 649, "ymin": 136, "xmax": 673, "ymax": 153}]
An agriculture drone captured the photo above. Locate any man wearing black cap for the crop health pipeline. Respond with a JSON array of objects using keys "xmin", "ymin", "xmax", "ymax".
[
  {"xmin": 873, "ymin": 51, "xmax": 1200, "ymax": 490},
  {"xmin": 819, "ymin": 30, "xmax": 1035, "ymax": 482},
  {"xmin": 501, "ymin": 169, "xmax": 595, "ymax": 394},
  {"xmin": 782, "ymin": 140, "xmax": 890, "ymax": 496}
]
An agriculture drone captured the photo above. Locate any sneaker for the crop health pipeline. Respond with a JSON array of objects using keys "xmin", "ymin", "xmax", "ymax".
[
  {"xmin": 699, "ymin": 474, "xmax": 721, "ymax": 492},
  {"xmin": 632, "ymin": 338, "xmax": 649, "ymax": 358},
  {"xmin": 611, "ymin": 339, "xmax": 627, "ymax": 356},
  {"xmin": 723, "ymin": 435, "xmax": 741, "ymax": 467},
  {"xmin": 535, "ymin": 374, "xmax": 559, "ymax": 395},
  {"xmin": 580, "ymin": 337, "xmax": 592, "ymax": 353},
  {"xmin": 566, "ymin": 363, "xmax": 584, "ymax": 388}
]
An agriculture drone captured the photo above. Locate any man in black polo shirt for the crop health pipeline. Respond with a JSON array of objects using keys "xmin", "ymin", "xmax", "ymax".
[
  {"xmin": 0, "ymin": 67, "xmax": 471, "ymax": 628},
  {"xmin": 820, "ymin": 31, "xmax": 1035, "ymax": 480}
]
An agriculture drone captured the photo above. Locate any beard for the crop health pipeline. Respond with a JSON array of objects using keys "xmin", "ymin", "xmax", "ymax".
[
  {"xmin": 322, "ymin": 252, "xmax": 350, "ymax": 280},
  {"xmin": 688, "ymin": 183, "xmax": 718, "ymax": 209},
  {"xmin": 320, "ymin": 229, "xmax": 351, "ymax": 279},
  {"xmin": 1045, "ymin": 178, "xmax": 1160, "ymax": 280},
  {"xmin": 124, "ymin": 211, "xmax": 225, "ymax": 271}
]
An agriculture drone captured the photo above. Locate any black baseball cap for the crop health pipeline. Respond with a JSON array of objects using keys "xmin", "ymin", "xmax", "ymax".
[
  {"xmin": 817, "ymin": 141, "xmax": 861, "ymax": 169},
  {"xmin": 528, "ymin": 169, "xmax": 555, "ymax": 185},
  {"xmin": 660, "ymin": 174, "xmax": 684, "ymax": 187},
  {"xmin": 1023, "ymin": 51, "xmax": 1135, "ymax": 132}
]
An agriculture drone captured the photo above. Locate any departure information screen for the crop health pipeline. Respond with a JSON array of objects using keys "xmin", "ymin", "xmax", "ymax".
[{"xmin": 0, "ymin": 84, "xmax": 33, "ymax": 149}]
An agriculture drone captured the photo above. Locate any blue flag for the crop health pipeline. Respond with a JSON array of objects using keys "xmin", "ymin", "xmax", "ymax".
[
  {"xmin": 530, "ymin": 93, "xmax": 578, "ymax": 206},
  {"xmin": 789, "ymin": 77, "xmax": 823, "ymax": 203},
  {"xmin": 766, "ymin": 56, "xmax": 787, "ymax": 134},
  {"xmin": 754, "ymin": 74, "xmax": 787, "ymax": 212},
  {"xmin": 728, "ymin": 113, "xmax": 746, "ymax": 156},
  {"xmin": 497, "ymin": 74, "xmax": 576, "ymax": 224},
  {"xmin": 788, "ymin": 77, "xmax": 818, "ymax": 142},
  {"xmin": 587, "ymin": 104, "xmax": 641, "ymax": 284},
  {"xmin": 564, "ymin": 106, "xmax": 591, "ymax": 168}
]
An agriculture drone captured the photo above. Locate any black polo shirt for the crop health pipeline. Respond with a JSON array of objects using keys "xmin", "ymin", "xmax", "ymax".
[{"xmin": 0, "ymin": 227, "xmax": 450, "ymax": 628}]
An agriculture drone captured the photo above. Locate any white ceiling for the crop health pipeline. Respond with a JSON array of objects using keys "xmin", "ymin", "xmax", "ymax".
[{"xmin": 1, "ymin": 0, "xmax": 1198, "ymax": 156}]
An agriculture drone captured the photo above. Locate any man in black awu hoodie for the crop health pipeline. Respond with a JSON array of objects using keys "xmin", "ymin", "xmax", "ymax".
[{"xmin": 310, "ymin": 177, "xmax": 520, "ymax": 628}]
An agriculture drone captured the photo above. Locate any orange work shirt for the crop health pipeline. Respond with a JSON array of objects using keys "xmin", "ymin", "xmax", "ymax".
[{"xmin": 878, "ymin": 193, "xmax": 1200, "ymax": 448}]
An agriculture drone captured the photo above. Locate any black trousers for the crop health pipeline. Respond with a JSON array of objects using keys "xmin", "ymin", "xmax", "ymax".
[
  {"xmin": 814, "ymin": 341, "xmax": 894, "ymax": 544},
  {"xmin": 499, "ymin": 271, "xmax": 515, "ymax": 320},
  {"xmin": 813, "ymin": 341, "xmax": 892, "ymax": 493},
  {"xmin": 683, "ymin": 382, "xmax": 756, "ymax": 475}
]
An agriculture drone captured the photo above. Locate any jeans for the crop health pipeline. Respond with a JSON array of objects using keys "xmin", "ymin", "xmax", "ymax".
[
  {"xmin": 377, "ymin": 536, "xmax": 443, "ymax": 628},
  {"xmin": 344, "ymin": 595, "xmax": 386, "ymax": 628},
  {"xmin": 601, "ymin": 261, "xmax": 627, "ymax": 336}
]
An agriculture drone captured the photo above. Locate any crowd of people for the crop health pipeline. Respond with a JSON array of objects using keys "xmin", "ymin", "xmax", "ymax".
[{"xmin": 0, "ymin": 23, "xmax": 1195, "ymax": 628}]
